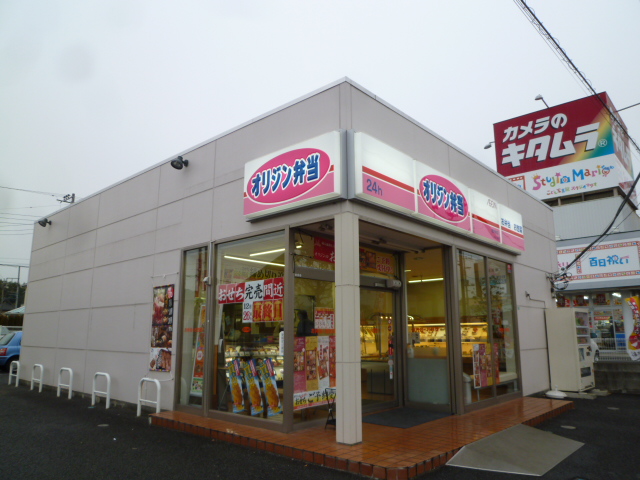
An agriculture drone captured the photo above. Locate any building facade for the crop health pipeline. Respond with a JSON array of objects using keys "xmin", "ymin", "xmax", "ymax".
[{"xmin": 21, "ymin": 79, "xmax": 557, "ymax": 444}]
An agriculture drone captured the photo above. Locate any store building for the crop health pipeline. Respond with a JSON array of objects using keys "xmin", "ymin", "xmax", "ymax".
[
  {"xmin": 492, "ymin": 92, "xmax": 640, "ymax": 367},
  {"xmin": 21, "ymin": 78, "xmax": 557, "ymax": 444}
]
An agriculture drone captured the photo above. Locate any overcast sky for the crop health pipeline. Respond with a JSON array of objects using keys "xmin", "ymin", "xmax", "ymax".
[{"xmin": 2, "ymin": 0, "xmax": 640, "ymax": 286}]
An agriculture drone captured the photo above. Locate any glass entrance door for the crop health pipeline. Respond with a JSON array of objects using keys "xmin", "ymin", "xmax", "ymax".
[
  {"xmin": 405, "ymin": 248, "xmax": 451, "ymax": 409},
  {"xmin": 360, "ymin": 289, "xmax": 396, "ymax": 410}
]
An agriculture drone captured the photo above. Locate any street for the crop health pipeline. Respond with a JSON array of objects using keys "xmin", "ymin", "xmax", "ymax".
[{"xmin": 1, "ymin": 371, "xmax": 639, "ymax": 479}]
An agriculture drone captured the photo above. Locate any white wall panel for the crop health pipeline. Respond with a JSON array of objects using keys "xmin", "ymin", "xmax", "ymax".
[
  {"xmin": 64, "ymin": 230, "xmax": 96, "ymax": 274},
  {"xmin": 60, "ymin": 269, "xmax": 94, "ymax": 310},
  {"xmin": 96, "ymin": 210, "xmax": 157, "ymax": 247},
  {"xmin": 519, "ymin": 348, "xmax": 550, "ymax": 395},
  {"xmin": 87, "ymin": 304, "xmax": 149, "ymax": 353},
  {"xmin": 25, "ymin": 277, "xmax": 64, "ymax": 314},
  {"xmin": 90, "ymin": 257, "xmax": 154, "ymax": 308},
  {"xmin": 56, "ymin": 309, "xmax": 91, "ymax": 350},
  {"xmin": 516, "ymin": 305, "xmax": 548, "ymax": 351},
  {"xmin": 155, "ymin": 190, "xmax": 213, "ymax": 254},
  {"xmin": 97, "ymin": 169, "xmax": 160, "ymax": 227},
  {"xmin": 94, "ymin": 231, "xmax": 156, "ymax": 268},
  {"xmin": 67, "ymin": 195, "xmax": 100, "ymax": 238},
  {"xmin": 21, "ymin": 311, "xmax": 60, "ymax": 347},
  {"xmin": 157, "ymin": 144, "xmax": 215, "ymax": 207},
  {"xmin": 29, "ymin": 241, "xmax": 67, "ymax": 281}
]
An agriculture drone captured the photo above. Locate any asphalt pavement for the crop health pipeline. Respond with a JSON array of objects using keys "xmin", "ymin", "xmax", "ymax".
[{"xmin": 1, "ymin": 371, "xmax": 639, "ymax": 480}]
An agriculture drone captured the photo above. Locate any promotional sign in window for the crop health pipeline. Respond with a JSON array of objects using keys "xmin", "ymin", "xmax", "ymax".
[
  {"xmin": 557, "ymin": 240, "xmax": 640, "ymax": 282},
  {"xmin": 623, "ymin": 296, "xmax": 640, "ymax": 361},
  {"xmin": 218, "ymin": 278, "xmax": 284, "ymax": 323},
  {"xmin": 189, "ymin": 305, "xmax": 206, "ymax": 396},
  {"xmin": 493, "ymin": 92, "xmax": 634, "ymax": 202},
  {"xmin": 293, "ymin": 335, "xmax": 335, "ymax": 410},
  {"xmin": 244, "ymin": 131, "xmax": 343, "ymax": 219},
  {"xmin": 150, "ymin": 285, "xmax": 174, "ymax": 372}
]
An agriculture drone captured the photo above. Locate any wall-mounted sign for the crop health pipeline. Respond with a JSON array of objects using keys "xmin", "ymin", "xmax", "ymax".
[
  {"xmin": 469, "ymin": 189, "xmax": 501, "ymax": 244},
  {"xmin": 353, "ymin": 132, "xmax": 525, "ymax": 252},
  {"xmin": 244, "ymin": 131, "xmax": 343, "ymax": 219},
  {"xmin": 558, "ymin": 240, "xmax": 640, "ymax": 282},
  {"xmin": 493, "ymin": 92, "xmax": 634, "ymax": 202},
  {"xmin": 414, "ymin": 162, "xmax": 471, "ymax": 233},
  {"xmin": 500, "ymin": 205, "xmax": 525, "ymax": 251},
  {"xmin": 150, "ymin": 285, "xmax": 174, "ymax": 372},
  {"xmin": 354, "ymin": 133, "xmax": 416, "ymax": 214}
]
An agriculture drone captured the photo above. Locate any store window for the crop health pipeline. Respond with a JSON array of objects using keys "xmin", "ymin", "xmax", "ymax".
[
  {"xmin": 293, "ymin": 278, "xmax": 336, "ymax": 424},
  {"xmin": 458, "ymin": 251, "xmax": 519, "ymax": 405},
  {"xmin": 178, "ymin": 246, "xmax": 209, "ymax": 407},
  {"xmin": 487, "ymin": 259, "xmax": 519, "ymax": 397},
  {"xmin": 214, "ymin": 232, "xmax": 285, "ymax": 421}
]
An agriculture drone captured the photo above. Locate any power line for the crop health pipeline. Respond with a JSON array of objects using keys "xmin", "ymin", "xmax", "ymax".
[
  {"xmin": 0, "ymin": 185, "xmax": 66, "ymax": 197},
  {"xmin": 514, "ymin": 0, "xmax": 640, "ymax": 277}
]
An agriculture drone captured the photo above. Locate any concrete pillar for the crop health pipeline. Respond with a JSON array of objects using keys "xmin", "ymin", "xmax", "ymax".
[{"xmin": 334, "ymin": 212, "xmax": 362, "ymax": 444}]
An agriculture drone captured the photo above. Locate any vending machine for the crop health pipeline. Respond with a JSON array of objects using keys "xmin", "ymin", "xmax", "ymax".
[{"xmin": 545, "ymin": 308, "xmax": 595, "ymax": 392}]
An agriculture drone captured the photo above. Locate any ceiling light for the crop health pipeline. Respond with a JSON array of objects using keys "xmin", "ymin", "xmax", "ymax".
[
  {"xmin": 408, "ymin": 277, "xmax": 444, "ymax": 284},
  {"xmin": 249, "ymin": 248, "xmax": 285, "ymax": 257},
  {"xmin": 170, "ymin": 156, "xmax": 189, "ymax": 170},
  {"xmin": 224, "ymin": 255, "xmax": 285, "ymax": 267}
]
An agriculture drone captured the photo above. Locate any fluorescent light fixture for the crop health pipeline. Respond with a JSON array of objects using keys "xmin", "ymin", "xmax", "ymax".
[
  {"xmin": 612, "ymin": 292, "xmax": 621, "ymax": 297},
  {"xmin": 404, "ymin": 269, "xmax": 412, "ymax": 272},
  {"xmin": 249, "ymin": 248, "xmax": 285, "ymax": 257},
  {"xmin": 584, "ymin": 296, "xmax": 589, "ymax": 300},
  {"xmin": 224, "ymin": 255, "xmax": 285, "ymax": 267},
  {"xmin": 408, "ymin": 277, "xmax": 444, "ymax": 284}
]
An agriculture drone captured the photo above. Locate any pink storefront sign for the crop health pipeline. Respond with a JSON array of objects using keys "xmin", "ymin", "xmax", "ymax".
[{"xmin": 243, "ymin": 132, "xmax": 343, "ymax": 219}]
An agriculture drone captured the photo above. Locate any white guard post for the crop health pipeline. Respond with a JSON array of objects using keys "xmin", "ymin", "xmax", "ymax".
[
  {"xmin": 30, "ymin": 364, "xmax": 44, "ymax": 393},
  {"xmin": 92, "ymin": 372, "xmax": 112, "ymax": 409},
  {"xmin": 8, "ymin": 361, "xmax": 20, "ymax": 387},
  {"xmin": 57, "ymin": 367, "xmax": 74, "ymax": 399},
  {"xmin": 137, "ymin": 377, "xmax": 161, "ymax": 416}
]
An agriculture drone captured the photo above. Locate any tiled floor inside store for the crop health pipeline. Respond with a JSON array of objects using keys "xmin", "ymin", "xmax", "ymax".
[{"xmin": 152, "ymin": 397, "xmax": 573, "ymax": 480}]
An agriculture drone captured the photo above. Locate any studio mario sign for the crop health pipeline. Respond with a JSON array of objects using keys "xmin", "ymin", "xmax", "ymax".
[
  {"xmin": 354, "ymin": 132, "xmax": 525, "ymax": 252},
  {"xmin": 492, "ymin": 92, "xmax": 633, "ymax": 202},
  {"xmin": 243, "ymin": 131, "xmax": 343, "ymax": 219}
]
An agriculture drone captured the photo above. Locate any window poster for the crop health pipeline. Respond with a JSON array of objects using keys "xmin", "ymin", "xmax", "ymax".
[
  {"xmin": 293, "ymin": 335, "xmax": 336, "ymax": 410},
  {"xmin": 624, "ymin": 296, "xmax": 640, "ymax": 361},
  {"xmin": 150, "ymin": 285, "xmax": 174, "ymax": 372},
  {"xmin": 256, "ymin": 358, "xmax": 282, "ymax": 416},
  {"xmin": 314, "ymin": 308, "xmax": 335, "ymax": 330},
  {"xmin": 218, "ymin": 278, "xmax": 284, "ymax": 323},
  {"xmin": 242, "ymin": 360, "xmax": 264, "ymax": 417},
  {"xmin": 228, "ymin": 359, "xmax": 245, "ymax": 413},
  {"xmin": 189, "ymin": 305, "xmax": 206, "ymax": 396},
  {"xmin": 472, "ymin": 343, "xmax": 492, "ymax": 388}
]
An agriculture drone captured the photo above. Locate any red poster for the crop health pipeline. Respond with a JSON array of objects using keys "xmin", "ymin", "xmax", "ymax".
[{"xmin": 314, "ymin": 237, "xmax": 335, "ymax": 263}]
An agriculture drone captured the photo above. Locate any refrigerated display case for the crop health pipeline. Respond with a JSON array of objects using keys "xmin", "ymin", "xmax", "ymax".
[{"xmin": 545, "ymin": 308, "xmax": 595, "ymax": 392}]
